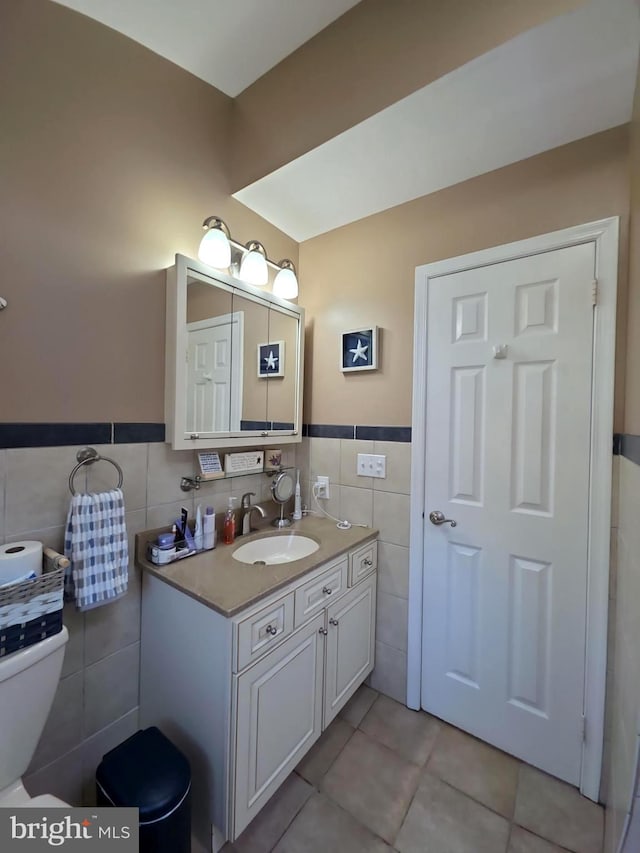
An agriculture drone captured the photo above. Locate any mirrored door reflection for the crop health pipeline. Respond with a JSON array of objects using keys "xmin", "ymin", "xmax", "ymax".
[
  {"xmin": 185, "ymin": 275, "xmax": 234, "ymax": 434},
  {"xmin": 231, "ymin": 290, "xmax": 269, "ymax": 431},
  {"xmin": 266, "ymin": 309, "xmax": 298, "ymax": 431}
]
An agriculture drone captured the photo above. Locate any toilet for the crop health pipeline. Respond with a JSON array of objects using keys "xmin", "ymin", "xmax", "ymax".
[{"xmin": 0, "ymin": 627, "xmax": 70, "ymax": 807}]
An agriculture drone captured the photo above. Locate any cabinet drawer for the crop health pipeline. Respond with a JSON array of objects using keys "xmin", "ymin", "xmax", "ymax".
[
  {"xmin": 349, "ymin": 540, "xmax": 377, "ymax": 586},
  {"xmin": 236, "ymin": 592, "xmax": 294, "ymax": 672},
  {"xmin": 294, "ymin": 558, "xmax": 348, "ymax": 628}
]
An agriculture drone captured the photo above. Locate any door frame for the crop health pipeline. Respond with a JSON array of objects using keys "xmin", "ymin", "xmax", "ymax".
[{"xmin": 408, "ymin": 217, "xmax": 619, "ymax": 800}]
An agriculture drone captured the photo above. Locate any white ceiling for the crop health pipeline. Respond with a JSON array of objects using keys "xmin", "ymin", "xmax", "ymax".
[
  {"xmin": 235, "ymin": 0, "xmax": 640, "ymax": 241},
  {"xmin": 51, "ymin": 0, "xmax": 360, "ymax": 97}
]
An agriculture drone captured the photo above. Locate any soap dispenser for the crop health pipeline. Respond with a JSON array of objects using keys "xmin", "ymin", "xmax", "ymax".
[{"xmin": 223, "ymin": 497, "xmax": 237, "ymax": 545}]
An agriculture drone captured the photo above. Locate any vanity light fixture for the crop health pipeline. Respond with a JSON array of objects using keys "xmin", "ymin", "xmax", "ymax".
[
  {"xmin": 198, "ymin": 217, "xmax": 232, "ymax": 268},
  {"xmin": 197, "ymin": 216, "xmax": 299, "ymax": 298},
  {"xmin": 239, "ymin": 241, "xmax": 268, "ymax": 286},
  {"xmin": 273, "ymin": 260, "xmax": 298, "ymax": 299}
]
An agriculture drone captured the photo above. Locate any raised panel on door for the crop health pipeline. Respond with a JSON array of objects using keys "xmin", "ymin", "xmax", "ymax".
[
  {"xmin": 233, "ymin": 613, "xmax": 324, "ymax": 838},
  {"xmin": 422, "ymin": 242, "xmax": 595, "ymax": 786},
  {"xmin": 324, "ymin": 574, "xmax": 376, "ymax": 727}
]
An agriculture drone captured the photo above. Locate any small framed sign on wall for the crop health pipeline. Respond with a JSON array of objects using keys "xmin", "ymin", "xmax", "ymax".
[
  {"xmin": 340, "ymin": 327, "xmax": 378, "ymax": 372},
  {"xmin": 257, "ymin": 341, "xmax": 285, "ymax": 378}
]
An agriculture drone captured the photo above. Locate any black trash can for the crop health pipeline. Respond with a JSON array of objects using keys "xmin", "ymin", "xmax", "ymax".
[{"xmin": 96, "ymin": 726, "xmax": 191, "ymax": 853}]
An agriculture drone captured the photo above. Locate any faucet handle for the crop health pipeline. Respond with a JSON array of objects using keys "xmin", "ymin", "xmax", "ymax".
[{"xmin": 241, "ymin": 492, "xmax": 256, "ymax": 508}]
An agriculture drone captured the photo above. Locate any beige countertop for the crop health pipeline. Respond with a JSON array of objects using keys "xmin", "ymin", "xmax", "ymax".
[{"xmin": 135, "ymin": 516, "xmax": 378, "ymax": 617}]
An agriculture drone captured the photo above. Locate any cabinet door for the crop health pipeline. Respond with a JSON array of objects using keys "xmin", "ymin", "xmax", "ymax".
[
  {"xmin": 324, "ymin": 574, "xmax": 377, "ymax": 728},
  {"xmin": 233, "ymin": 613, "xmax": 325, "ymax": 839}
]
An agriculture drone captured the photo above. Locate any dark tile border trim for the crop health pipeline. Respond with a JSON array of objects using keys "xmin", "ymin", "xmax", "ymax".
[
  {"xmin": 619, "ymin": 434, "xmax": 640, "ymax": 466},
  {"xmin": 355, "ymin": 425, "xmax": 412, "ymax": 442},
  {"xmin": 303, "ymin": 424, "xmax": 412, "ymax": 442},
  {"xmin": 613, "ymin": 434, "xmax": 622, "ymax": 455},
  {"xmin": 0, "ymin": 423, "xmax": 165, "ymax": 449},
  {"xmin": 306, "ymin": 424, "xmax": 355, "ymax": 439},
  {"xmin": 113, "ymin": 423, "xmax": 165, "ymax": 444}
]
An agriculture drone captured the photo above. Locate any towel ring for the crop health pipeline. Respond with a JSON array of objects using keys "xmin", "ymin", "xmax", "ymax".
[{"xmin": 68, "ymin": 447, "xmax": 124, "ymax": 495}]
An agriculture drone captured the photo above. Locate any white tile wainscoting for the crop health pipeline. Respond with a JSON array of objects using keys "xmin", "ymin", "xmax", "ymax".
[
  {"xmin": 0, "ymin": 440, "xmax": 295, "ymax": 806},
  {"xmin": 296, "ymin": 437, "xmax": 411, "ymax": 704}
]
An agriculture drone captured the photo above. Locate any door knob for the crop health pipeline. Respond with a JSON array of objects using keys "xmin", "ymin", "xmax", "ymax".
[{"xmin": 429, "ymin": 510, "xmax": 457, "ymax": 527}]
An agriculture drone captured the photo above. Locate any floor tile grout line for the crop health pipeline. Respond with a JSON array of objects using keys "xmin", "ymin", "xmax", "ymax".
[{"xmin": 248, "ymin": 779, "xmax": 314, "ymax": 853}]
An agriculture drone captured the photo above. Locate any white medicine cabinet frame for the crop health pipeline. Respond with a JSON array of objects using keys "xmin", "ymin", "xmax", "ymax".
[{"xmin": 166, "ymin": 254, "xmax": 305, "ymax": 450}]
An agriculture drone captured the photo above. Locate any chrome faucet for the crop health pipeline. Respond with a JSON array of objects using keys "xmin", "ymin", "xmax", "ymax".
[{"xmin": 241, "ymin": 492, "xmax": 267, "ymax": 535}]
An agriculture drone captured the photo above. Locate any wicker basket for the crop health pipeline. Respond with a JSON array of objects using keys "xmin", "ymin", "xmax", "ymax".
[{"xmin": 0, "ymin": 565, "xmax": 64, "ymax": 657}]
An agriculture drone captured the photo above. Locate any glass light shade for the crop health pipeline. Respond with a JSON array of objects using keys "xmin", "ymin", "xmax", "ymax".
[
  {"xmin": 273, "ymin": 266, "xmax": 298, "ymax": 299},
  {"xmin": 239, "ymin": 249, "xmax": 268, "ymax": 286},
  {"xmin": 198, "ymin": 227, "xmax": 231, "ymax": 268}
]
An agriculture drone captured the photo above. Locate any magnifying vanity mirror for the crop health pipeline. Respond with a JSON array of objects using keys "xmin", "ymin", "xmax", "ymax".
[
  {"xmin": 270, "ymin": 469, "xmax": 295, "ymax": 528},
  {"xmin": 165, "ymin": 255, "xmax": 304, "ymax": 450}
]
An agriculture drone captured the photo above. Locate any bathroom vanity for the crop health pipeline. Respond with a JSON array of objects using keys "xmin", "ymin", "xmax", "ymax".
[{"xmin": 137, "ymin": 518, "xmax": 377, "ymax": 851}]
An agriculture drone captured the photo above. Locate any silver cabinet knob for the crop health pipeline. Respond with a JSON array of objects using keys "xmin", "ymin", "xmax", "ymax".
[
  {"xmin": 329, "ymin": 618, "xmax": 339, "ymax": 627},
  {"xmin": 265, "ymin": 624, "xmax": 278, "ymax": 636},
  {"xmin": 429, "ymin": 510, "xmax": 457, "ymax": 527},
  {"xmin": 318, "ymin": 627, "xmax": 328, "ymax": 636},
  {"xmin": 363, "ymin": 558, "xmax": 373, "ymax": 567},
  {"xmin": 322, "ymin": 587, "xmax": 332, "ymax": 595}
]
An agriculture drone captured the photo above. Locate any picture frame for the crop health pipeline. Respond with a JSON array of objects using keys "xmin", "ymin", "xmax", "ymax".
[
  {"xmin": 257, "ymin": 340, "xmax": 285, "ymax": 378},
  {"xmin": 340, "ymin": 327, "xmax": 378, "ymax": 372}
]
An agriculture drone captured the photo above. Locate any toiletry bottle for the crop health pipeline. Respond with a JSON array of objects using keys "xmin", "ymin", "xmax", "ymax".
[
  {"xmin": 293, "ymin": 469, "xmax": 302, "ymax": 521},
  {"xmin": 194, "ymin": 505, "xmax": 204, "ymax": 551},
  {"xmin": 203, "ymin": 506, "xmax": 216, "ymax": 550},
  {"xmin": 223, "ymin": 497, "xmax": 237, "ymax": 545}
]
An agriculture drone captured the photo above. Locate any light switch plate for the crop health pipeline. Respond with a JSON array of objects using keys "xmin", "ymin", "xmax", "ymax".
[{"xmin": 357, "ymin": 453, "xmax": 386, "ymax": 478}]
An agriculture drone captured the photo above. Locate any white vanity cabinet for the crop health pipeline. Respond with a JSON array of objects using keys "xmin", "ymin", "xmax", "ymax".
[{"xmin": 140, "ymin": 538, "xmax": 377, "ymax": 851}]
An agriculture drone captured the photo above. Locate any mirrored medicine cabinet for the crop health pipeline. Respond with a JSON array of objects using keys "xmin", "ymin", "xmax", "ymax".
[{"xmin": 165, "ymin": 254, "xmax": 304, "ymax": 450}]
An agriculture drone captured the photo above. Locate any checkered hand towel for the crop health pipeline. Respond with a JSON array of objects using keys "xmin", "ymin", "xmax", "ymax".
[{"xmin": 64, "ymin": 489, "xmax": 129, "ymax": 611}]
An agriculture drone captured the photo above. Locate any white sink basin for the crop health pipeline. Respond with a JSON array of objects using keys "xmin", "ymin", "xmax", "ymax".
[{"xmin": 232, "ymin": 534, "xmax": 319, "ymax": 565}]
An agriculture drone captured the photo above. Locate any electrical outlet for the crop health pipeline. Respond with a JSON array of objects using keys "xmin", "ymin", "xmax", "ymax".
[
  {"xmin": 315, "ymin": 475, "xmax": 330, "ymax": 499},
  {"xmin": 356, "ymin": 453, "xmax": 386, "ymax": 478}
]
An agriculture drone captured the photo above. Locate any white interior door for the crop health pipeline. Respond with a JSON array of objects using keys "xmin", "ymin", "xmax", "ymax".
[
  {"xmin": 421, "ymin": 242, "xmax": 595, "ymax": 786},
  {"xmin": 186, "ymin": 312, "xmax": 242, "ymax": 433}
]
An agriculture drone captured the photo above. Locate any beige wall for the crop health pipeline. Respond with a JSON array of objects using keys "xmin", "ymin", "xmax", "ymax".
[
  {"xmin": 0, "ymin": 0, "xmax": 297, "ymax": 424},
  {"xmin": 231, "ymin": 0, "xmax": 586, "ymax": 190},
  {"xmin": 625, "ymin": 61, "xmax": 640, "ymax": 434},
  {"xmin": 299, "ymin": 126, "xmax": 630, "ymax": 431}
]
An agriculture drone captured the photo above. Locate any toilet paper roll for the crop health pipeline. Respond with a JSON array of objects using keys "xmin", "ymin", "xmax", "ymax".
[{"xmin": 0, "ymin": 540, "xmax": 43, "ymax": 584}]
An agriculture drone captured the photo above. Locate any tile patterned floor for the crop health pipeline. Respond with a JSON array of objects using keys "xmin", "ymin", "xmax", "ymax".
[{"xmin": 223, "ymin": 686, "xmax": 604, "ymax": 853}]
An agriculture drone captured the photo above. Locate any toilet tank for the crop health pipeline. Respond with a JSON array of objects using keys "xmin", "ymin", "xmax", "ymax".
[{"xmin": 0, "ymin": 628, "xmax": 68, "ymax": 790}]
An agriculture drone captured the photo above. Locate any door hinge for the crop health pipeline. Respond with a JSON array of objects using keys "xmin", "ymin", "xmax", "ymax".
[
  {"xmin": 591, "ymin": 279, "xmax": 598, "ymax": 307},
  {"xmin": 581, "ymin": 713, "xmax": 587, "ymax": 742}
]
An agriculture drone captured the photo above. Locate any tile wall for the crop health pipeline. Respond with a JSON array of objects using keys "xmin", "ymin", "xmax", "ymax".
[
  {"xmin": 295, "ymin": 436, "xmax": 412, "ymax": 703},
  {"xmin": 604, "ymin": 453, "xmax": 640, "ymax": 851},
  {"xmin": 0, "ymin": 441, "xmax": 294, "ymax": 806}
]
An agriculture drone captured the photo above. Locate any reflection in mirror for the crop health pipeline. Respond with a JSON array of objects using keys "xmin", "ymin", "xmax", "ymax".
[
  {"xmin": 185, "ymin": 276, "xmax": 237, "ymax": 434},
  {"xmin": 266, "ymin": 309, "xmax": 298, "ymax": 430},
  {"xmin": 230, "ymin": 291, "xmax": 269, "ymax": 431}
]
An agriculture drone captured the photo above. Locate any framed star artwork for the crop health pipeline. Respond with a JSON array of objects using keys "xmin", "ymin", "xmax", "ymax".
[
  {"xmin": 257, "ymin": 340, "xmax": 285, "ymax": 378},
  {"xmin": 340, "ymin": 327, "xmax": 378, "ymax": 372}
]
